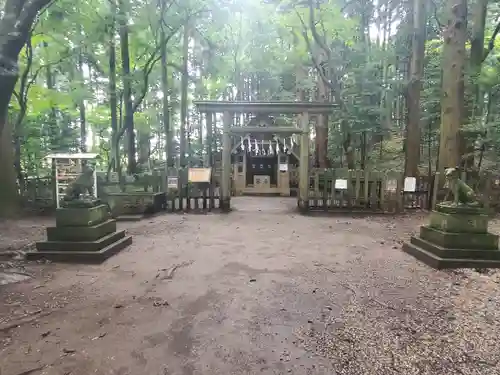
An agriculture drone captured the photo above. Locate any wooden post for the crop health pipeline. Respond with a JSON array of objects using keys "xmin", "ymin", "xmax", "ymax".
[
  {"xmin": 243, "ymin": 151, "xmax": 247, "ymax": 191},
  {"xmin": 396, "ymin": 173, "xmax": 404, "ymax": 212},
  {"xmin": 221, "ymin": 111, "xmax": 232, "ymax": 211},
  {"xmin": 206, "ymin": 112, "xmax": 214, "ymax": 209},
  {"xmin": 298, "ymin": 112, "xmax": 310, "ymax": 212},
  {"xmin": 205, "ymin": 112, "xmax": 213, "ymax": 167}
]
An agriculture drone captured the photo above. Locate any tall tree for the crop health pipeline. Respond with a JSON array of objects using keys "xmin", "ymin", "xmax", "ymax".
[
  {"xmin": 0, "ymin": 0, "xmax": 53, "ymax": 136},
  {"xmin": 405, "ymin": 0, "xmax": 427, "ymax": 176},
  {"xmin": 438, "ymin": 0, "xmax": 468, "ymax": 171},
  {"xmin": 179, "ymin": 21, "xmax": 190, "ymax": 169},
  {"xmin": 0, "ymin": 0, "xmax": 55, "ymax": 216},
  {"xmin": 469, "ymin": 0, "xmax": 488, "ymax": 121},
  {"xmin": 118, "ymin": 0, "xmax": 136, "ymax": 173},
  {"xmin": 160, "ymin": 26, "xmax": 173, "ymax": 170},
  {"xmin": 108, "ymin": 0, "xmax": 120, "ymax": 173}
]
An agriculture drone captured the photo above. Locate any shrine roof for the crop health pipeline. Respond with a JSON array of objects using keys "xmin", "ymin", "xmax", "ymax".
[{"xmin": 193, "ymin": 101, "xmax": 335, "ymax": 114}]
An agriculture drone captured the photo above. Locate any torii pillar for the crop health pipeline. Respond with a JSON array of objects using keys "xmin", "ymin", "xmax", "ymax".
[
  {"xmin": 221, "ymin": 111, "xmax": 232, "ymax": 212},
  {"xmin": 298, "ymin": 111, "xmax": 310, "ymax": 212}
]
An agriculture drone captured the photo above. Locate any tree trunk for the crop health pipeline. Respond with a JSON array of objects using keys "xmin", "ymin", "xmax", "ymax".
[
  {"xmin": 295, "ymin": 66, "xmax": 306, "ymax": 102},
  {"xmin": 405, "ymin": 0, "xmax": 427, "ymax": 176},
  {"xmin": 13, "ymin": 36, "xmax": 33, "ymax": 192},
  {"xmin": 78, "ymin": 51, "xmax": 87, "ymax": 152},
  {"xmin": 179, "ymin": 21, "xmax": 190, "ymax": 169},
  {"xmin": 458, "ymin": 0, "xmax": 488, "ymax": 170},
  {"xmin": 380, "ymin": 0, "xmax": 392, "ymax": 134},
  {"xmin": 118, "ymin": 0, "xmax": 136, "ymax": 174},
  {"xmin": 194, "ymin": 55, "xmax": 205, "ymax": 165},
  {"xmin": 44, "ymin": 42, "xmax": 58, "ymax": 147},
  {"xmin": 0, "ymin": 74, "xmax": 17, "ymax": 138},
  {"xmin": 108, "ymin": 0, "xmax": 119, "ymax": 172},
  {"xmin": 137, "ymin": 130, "xmax": 150, "ymax": 166},
  {"xmin": 485, "ymin": 89, "xmax": 497, "ymax": 125},
  {"xmin": 161, "ymin": 28, "xmax": 173, "ymax": 170},
  {"xmin": 438, "ymin": 0, "xmax": 467, "ymax": 171},
  {"xmin": 0, "ymin": 120, "xmax": 20, "ymax": 217},
  {"xmin": 469, "ymin": 0, "xmax": 488, "ymax": 120},
  {"xmin": 315, "ymin": 49, "xmax": 329, "ymax": 168},
  {"xmin": 0, "ymin": 0, "xmax": 53, "ymax": 137},
  {"xmin": 343, "ymin": 134, "xmax": 355, "ymax": 170}
]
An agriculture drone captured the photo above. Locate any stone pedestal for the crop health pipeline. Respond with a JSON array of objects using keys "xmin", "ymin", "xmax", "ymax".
[
  {"xmin": 107, "ymin": 192, "xmax": 166, "ymax": 221},
  {"xmin": 28, "ymin": 204, "xmax": 132, "ymax": 263},
  {"xmin": 402, "ymin": 205, "xmax": 500, "ymax": 269}
]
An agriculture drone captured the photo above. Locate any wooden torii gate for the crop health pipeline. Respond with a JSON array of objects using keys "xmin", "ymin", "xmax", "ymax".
[{"xmin": 193, "ymin": 101, "xmax": 335, "ymax": 212}]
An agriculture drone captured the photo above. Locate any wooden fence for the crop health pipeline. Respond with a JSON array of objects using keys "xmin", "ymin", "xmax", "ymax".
[
  {"xmin": 20, "ymin": 177, "xmax": 54, "ymax": 210},
  {"xmin": 18, "ymin": 168, "xmax": 500, "ymax": 215},
  {"xmin": 166, "ymin": 184, "xmax": 221, "ymax": 213},
  {"xmin": 307, "ymin": 169, "xmax": 432, "ymax": 213}
]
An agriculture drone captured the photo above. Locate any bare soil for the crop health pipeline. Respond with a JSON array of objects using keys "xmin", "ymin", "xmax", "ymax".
[{"xmin": 1, "ymin": 197, "xmax": 500, "ymax": 375}]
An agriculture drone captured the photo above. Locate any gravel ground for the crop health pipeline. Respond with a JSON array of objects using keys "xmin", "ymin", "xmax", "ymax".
[{"xmin": 0, "ymin": 197, "xmax": 500, "ymax": 375}]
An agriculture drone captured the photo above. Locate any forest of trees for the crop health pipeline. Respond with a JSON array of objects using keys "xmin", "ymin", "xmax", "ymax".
[{"xmin": 1, "ymin": 0, "xmax": 500, "ymax": 216}]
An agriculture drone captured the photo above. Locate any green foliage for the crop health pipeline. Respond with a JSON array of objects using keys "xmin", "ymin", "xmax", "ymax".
[{"xmin": 9, "ymin": 0, "xmax": 500, "ymax": 179}]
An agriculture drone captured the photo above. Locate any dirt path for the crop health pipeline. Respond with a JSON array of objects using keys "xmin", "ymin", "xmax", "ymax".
[{"xmin": 1, "ymin": 197, "xmax": 500, "ymax": 375}]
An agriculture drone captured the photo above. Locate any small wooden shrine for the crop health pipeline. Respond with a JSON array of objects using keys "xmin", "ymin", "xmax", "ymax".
[
  {"xmin": 193, "ymin": 101, "xmax": 335, "ymax": 212},
  {"xmin": 230, "ymin": 114, "xmax": 299, "ymax": 196}
]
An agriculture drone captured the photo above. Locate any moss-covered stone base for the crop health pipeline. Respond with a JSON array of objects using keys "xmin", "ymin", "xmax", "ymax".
[
  {"xmin": 420, "ymin": 225, "xmax": 498, "ymax": 250},
  {"xmin": 36, "ymin": 231, "xmax": 126, "ymax": 252},
  {"xmin": 429, "ymin": 211, "xmax": 489, "ymax": 234},
  {"xmin": 28, "ymin": 235, "xmax": 132, "ymax": 264},
  {"xmin": 47, "ymin": 219, "xmax": 116, "ymax": 242},
  {"xmin": 402, "ymin": 240, "xmax": 500, "ymax": 269},
  {"xmin": 106, "ymin": 192, "xmax": 166, "ymax": 218},
  {"xmin": 30, "ymin": 206, "xmax": 132, "ymax": 264},
  {"xmin": 55, "ymin": 205, "xmax": 109, "ymax": 227},
  {"xmin": 403, "ymin": 209, "xmax": 500, "ymax": 269}
]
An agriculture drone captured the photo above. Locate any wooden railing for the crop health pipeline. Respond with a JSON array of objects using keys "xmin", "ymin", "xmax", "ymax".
[
  {"xmin": 18, "ymin": 169, "xmax": 500, "ymax": 215},
  {"xmin": 307, "ymin": 169, "xmax": 433, "ymax": 213}
]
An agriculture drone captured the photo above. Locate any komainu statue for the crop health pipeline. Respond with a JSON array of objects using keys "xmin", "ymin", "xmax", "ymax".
[
  {"xmin": 442, "ymin": 167, "xmax": 481, "ymax": 207},
  {"xmin": 62, "ymin": 164, "xmax": 104, "ymax": 209},
  {"xmin": 64, "ymin": 164, "xmax": 95, "ymax": 201}
]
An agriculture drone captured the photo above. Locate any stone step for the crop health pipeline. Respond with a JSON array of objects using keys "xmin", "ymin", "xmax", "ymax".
[
  {"xmin": 115, "ymin": 215, "xmax": 143, "ymax": 222},
  {"xmin": 47, "ymin": 220, "xmax": 117, "ymax": 242},
  {"xmin": 27, "ymin": 235, "xmax": 132, "ymax": 264},
  {"xmin": 402, "ymin": 241, "xmax": 500, "ymax": 269},
  {"xmin": 36, "ymin": 231, "xmax": 126, "ymax": 253},
  {"xmin": 410, "ymin": 236, "xmax": 500, "ymax": 260},
  {"xmin": 419, "ymin": 225, "xmax": 498, "ymax": 250}
]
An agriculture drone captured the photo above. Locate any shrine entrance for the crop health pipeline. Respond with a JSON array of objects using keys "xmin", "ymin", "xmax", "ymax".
[
  {"xmin": 193, "ymin": 101, "xmax": 335, "ymax": 212},
  {"xmin": 246, "ymin": 155, "xmax": 277, "ymax": 189}
]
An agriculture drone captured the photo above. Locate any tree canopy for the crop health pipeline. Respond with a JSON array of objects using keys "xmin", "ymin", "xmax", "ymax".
[{"xmin": 1, "ymin": 0, "xmax": 500, "ymax": 215}]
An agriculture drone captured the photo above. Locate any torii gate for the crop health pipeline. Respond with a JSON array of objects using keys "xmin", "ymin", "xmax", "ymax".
[{"xmin": 193, "ymin": 101, "xmax": 335, "ymax": 212}]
